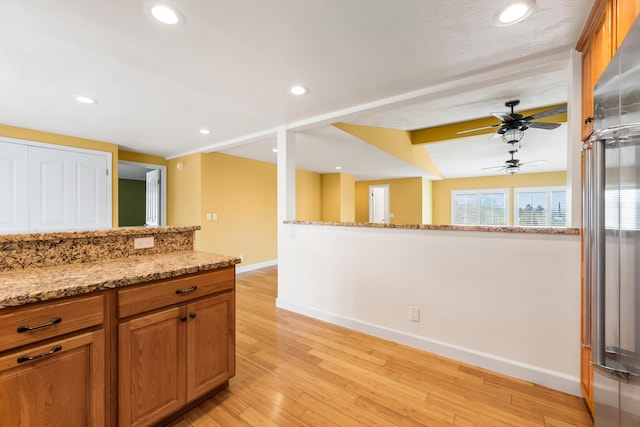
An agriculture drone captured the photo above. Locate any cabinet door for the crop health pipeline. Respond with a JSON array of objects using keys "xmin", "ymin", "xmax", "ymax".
[
  {"xmin": 616, "ymin": 0, "xmax": 640, "ymax": 49},
  {"xmin": 0, "ymin": 141, "xmax": 29, "ymax": 233},
  {"xmin": 0, "ymin": 330, "xmax": 105, "ymax": 427},
  {"xmin": 119, "ymin": 307, "xmax": 186, "ymax": 427},
  {"xmin": 581, "ymin": 41, "xmax": 595, "ymax": 139},
  {"xmin": 29, "ymin": 146, "xmax": 110, "ymax": 231},
  {"xmin": 593, "ymin": 0, "xmax": 612, "ymax": 83},
  {"xmin": 186, "ymin": 291, "xmax": 235, "ymax": 401}
]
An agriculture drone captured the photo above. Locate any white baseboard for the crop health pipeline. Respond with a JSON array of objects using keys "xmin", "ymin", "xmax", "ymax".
[
  {"xmin": 275, "ymin": 298, "xmax": 582, "ymax": 397},
  {"xmin": 237, "ymin": 259, "xmax": 277, "ymax": 274}
]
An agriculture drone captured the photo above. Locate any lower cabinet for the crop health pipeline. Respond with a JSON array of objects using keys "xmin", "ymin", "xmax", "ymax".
[
  {"xmin": 118, "ymin": 269, "xmax": 235, "ymax": 427},
  {"xmin": 0, "ymin": 267, "xmax": 235, "ymax": 427},
  {"xmin": 0, "ymin": 330, "xmax": 105, "ymax": 427}
]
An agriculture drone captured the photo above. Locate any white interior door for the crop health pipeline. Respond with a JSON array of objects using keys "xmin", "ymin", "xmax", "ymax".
[
  {"xmin": 29, "ymin": 146, "xmax": 110, "ymax": 231},
  {"xmin": 0, "ymin": 142, "xmax": 29, "ymax": 232},
  {"xmin": 369, "ymin": 184, "xmax": 390, "ymax": 224},
  {"xmin": 145, "ymin": 169, "xmax": 160, "ymax": 227}
]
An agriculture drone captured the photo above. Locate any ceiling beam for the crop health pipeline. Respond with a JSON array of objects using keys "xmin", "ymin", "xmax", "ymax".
[{"xmin": 410, "ymin": 103, "xmax": 567, "ymax": 145}]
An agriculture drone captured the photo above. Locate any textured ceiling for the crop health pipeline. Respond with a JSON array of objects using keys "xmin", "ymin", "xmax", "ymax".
[{"xmin": 0, "ymin": 0, "xmax": 593, "ymax": 178}]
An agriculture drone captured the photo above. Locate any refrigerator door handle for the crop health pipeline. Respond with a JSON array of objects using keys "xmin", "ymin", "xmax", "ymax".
[
  {"xmin": 591, "ymin": 136, "xmax": 606, "ymax": 368},
  {"xmin": 581, "ymin": 142, "xmax": 593, "ymax": 348}
]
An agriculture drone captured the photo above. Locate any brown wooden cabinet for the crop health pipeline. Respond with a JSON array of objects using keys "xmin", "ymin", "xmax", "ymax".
[
  {"xmin": 0, "ymin": 295, "xmax": 106, "ymax": 426},
  {"xmin": 117, "ymin": 268, "xmax": 235, "ymax": 427},
  {"xmin": 616, "ymin": 0, "xmax": 640, "ymax": 48},
  {"xmin": 577, "ymin": 0, "xmax": 640, "ymax": 414}
]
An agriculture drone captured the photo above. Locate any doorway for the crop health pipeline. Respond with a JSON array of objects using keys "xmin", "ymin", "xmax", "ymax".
[
  {"xmin": 369, "ymin": 184, "xmax": 390, "ymax": 224},
  {"xmin": 118, "ymin": 161, "xmax": 167, "ymax": 227}
]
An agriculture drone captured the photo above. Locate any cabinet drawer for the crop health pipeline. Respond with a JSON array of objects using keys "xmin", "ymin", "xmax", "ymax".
[
  {"xmin": 0, "ymin": 294, "xmax": 104, "ymax": 353},
  {"xmin": 117, "ymin": 267, "xmax": 234, "ymax": 318}
]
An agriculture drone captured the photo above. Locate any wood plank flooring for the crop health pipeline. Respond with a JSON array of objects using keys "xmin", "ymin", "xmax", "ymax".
[{"xmin": 168, "ymin": 266, "xmax": 593, "ymax": 426}]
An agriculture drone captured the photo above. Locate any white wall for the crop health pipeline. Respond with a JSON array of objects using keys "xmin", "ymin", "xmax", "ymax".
[{"xmin": 277, "ymin": 224, "xmax": 582, "ymax": 396}]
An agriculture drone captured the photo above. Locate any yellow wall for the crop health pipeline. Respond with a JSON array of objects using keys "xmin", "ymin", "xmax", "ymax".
[
  {"xmin": 296, "ymin": 169, "xmax": 322, "ymax": 221},
  {"xmin": 341, "ymin": 174, "xmax": 355, "ymax": 222},
  {"xmin": 432, "ymin": 171, "xmax": 567, "ymax": 225},
  {"xmin": 355, "ymin": 177, "xmax": 429, "ymax": 224},
  {"xmin": 321, "ymin": 173, "xmax": 355, "ymax": 222},
  {"xmin": 167, "ymin": 154, "xmax": 202, "ymax": 248},
  {"xmin": 119, "ymin": 150, "xmax": 167, "ymax": 166},
  {"xmin": 199, "ymin": 153, "xmax": 277, "ymax": 266},
  {"xmin": 422, "ymin": 178, "xmax": 433, "ymax": 224},
  {"xmin": 0, "ymin": 124, "xmax": 120, "ymax": 226}
]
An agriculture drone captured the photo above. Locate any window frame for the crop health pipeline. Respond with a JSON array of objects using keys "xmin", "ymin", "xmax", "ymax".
[
  {"xmin": 513, "ymin": 186, "xmax": 567, "ymax": 227},
  {"xmin": 451, "ymin": 188, "xmax": 509, "ymax": 226}
]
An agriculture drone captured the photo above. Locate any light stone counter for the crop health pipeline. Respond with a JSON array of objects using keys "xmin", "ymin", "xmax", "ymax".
[
  {"xmin": 285, "ymin": 220, "xmax": 580, "ymax": 235},
  {"xmin": 0, "ymin": 251, "xmax": 240, "ymax": 309}
]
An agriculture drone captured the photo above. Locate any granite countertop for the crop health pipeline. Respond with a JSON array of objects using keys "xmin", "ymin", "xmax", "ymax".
[
  {"xmin": 285, "ymin": 220, "xmax": 580, "ymax": 235},
  {"xmin": 0, "ymin": 225, "xmax": 200, "ymax": 243},
  {"xmin": 0, "ymin": 251, "xmax": 241, "ymax": 309}
]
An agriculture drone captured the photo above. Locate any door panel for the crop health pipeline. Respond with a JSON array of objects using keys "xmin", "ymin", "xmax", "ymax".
[
  {"xmin": 119, "ymin": 307, "xmax": 186, "ymax": 427},
  {"xmin": 186, "ymin": 292, "xmax": 234, "ymax": 401},
  {"xmin": 145, "ymin": 169, "xmax": 160, "ymax": 227},
  {"xmin": 0, "ymin": 142, "xmax": 28, "ymax": 232}
]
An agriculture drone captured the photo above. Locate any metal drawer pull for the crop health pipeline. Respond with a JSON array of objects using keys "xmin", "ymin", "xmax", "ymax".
[
  {"xmin": 175, "ymin": 285, "xmax": 197, "ymax": 295},
  {"xmin": 17, "ymin": 317, "xmax": 62, "ymax": 333},
  {"xmin": 17, "ymin": 345, "xmax": 62, "ymax": 363}
]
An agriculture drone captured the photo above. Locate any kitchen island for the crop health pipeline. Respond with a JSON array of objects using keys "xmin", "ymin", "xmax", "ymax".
[{"xmin": 0, "ymin": 226, "xmax": 240, "ymax": 427}]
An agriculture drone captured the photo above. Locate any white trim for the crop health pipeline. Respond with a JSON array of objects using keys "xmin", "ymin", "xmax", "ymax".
[
  {"xmin": 118, "ymin": 160, "xmax": 168, "ymax": 227},
  {"xmin": 275, "ymin": 297, "xmax": 582, "ymax": 397},
  {"xmin": 236, "ymin": 259, "xmax": 277, "ymax": 274}
]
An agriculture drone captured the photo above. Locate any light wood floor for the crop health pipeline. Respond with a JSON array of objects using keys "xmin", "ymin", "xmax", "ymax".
[{"xmin": 168, "ymin": 266, "xmax": 593, "ymax": 426}]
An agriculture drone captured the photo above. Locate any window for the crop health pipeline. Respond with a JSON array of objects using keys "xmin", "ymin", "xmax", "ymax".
[
  {"xmin": 514, "ymin": 186, "xmax": 567, "ymax": 227},
  {"xmin": 451, "ymin": 189, "xmax": 508, "ymax": 226}
]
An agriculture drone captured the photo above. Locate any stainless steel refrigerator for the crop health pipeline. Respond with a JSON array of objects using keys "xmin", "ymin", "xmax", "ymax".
[{"xmin": 583, "ymin": 17, "xmax": 640, "ymax": 427}]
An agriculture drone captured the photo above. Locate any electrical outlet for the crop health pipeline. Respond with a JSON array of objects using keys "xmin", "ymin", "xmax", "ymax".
[
  {"xmin": 239, "ymin": 254, "xmax": 244, "ymax": 262},
  {"xmin": 409, "ymin": 306, "xmax": 420, "ymax": 322},
  {"xmin": 206, "ymin": 213, "xmax": 212, "ymax": 221},
  {"xmin": 134, "ymin": 237, "xmax": 155, "ymax": 249}
]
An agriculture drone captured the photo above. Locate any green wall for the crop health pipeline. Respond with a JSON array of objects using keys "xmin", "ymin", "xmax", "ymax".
[{"xmin": 118, "ymin": 179, "xmax": 146, "ymax": 226}]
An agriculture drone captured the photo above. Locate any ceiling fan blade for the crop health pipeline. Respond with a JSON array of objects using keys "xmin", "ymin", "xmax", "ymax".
[
  {"xmin": 456, "ymin": 124, "xmax": 501, "ymax": 135},
  {"xmin": 480, "ymin": 165, "xmax": 507, "ymax": 170},
  {"xmin": 519, "ymin": 160, "xmax": 546, "ymax": 166},
  {"xmin": 527, "ymin": 121, "xmax": 561, "ymax": 130},
  {"xmin": 492, "ymin": 112, "xmax": 515, "ymax": 121},
  {"xmin": 526, "ymin": 105, "xmax": 567, "ymax": 120}
]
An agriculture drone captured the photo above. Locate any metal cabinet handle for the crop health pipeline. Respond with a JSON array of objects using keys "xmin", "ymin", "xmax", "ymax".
[
  {"xmin": 17, "ymin": 345, "xmax": 62, "ymax": 363},
  {"xmin": 189, "ymin": 312, "xmax": 196, "ymax": 319},
  {"xmin": 180, "ymin": 315, "xmax": 187, "ymax": 322},
  {"xmin": 175, "ymin": 286, "xmax": 197, "ymax": 295},
  {"xmin": 17, "ymin": 317, "xmax": 62, "ymax": 333}
]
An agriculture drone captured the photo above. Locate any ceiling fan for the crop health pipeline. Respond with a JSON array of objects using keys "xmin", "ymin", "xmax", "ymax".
[
  {"xmin": 458, "ymin": 100, "xmax": 567, "ymax": 143},
  {"xmin": 481, "ymin": 150, "xmax": 545, "ymax": 175}
]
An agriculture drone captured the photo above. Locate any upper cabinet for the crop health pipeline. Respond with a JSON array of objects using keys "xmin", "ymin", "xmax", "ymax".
[
  {"xmin": 577, "ymin": 0, "xmax": 639, "ymax": 141},
  {"xmin": 0, "ymin": 138, "xmax": 112, "ymax": 233},
  {"xmin": 617, "ymin": 0, "xmax": 640, "ymax": 48}
]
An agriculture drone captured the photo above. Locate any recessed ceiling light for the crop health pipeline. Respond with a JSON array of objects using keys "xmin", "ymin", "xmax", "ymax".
[
  {"xmin": 74, "ymin": 95, "xmax": 98, "ymax": 104},
  {"xmin": 496, "ymin": 0, "xmax": 535, "ymax": 26},
  {"xmin": 335, "ymin": 166, "xmax": 342, "ymax": 170},
  {"xmin": 288, "ymin": 85, "xmax": 309, "ymax": 95},
  {"xmin": 272, "ymin": 148, "xmax": 278, "ymax": 153},
  {"xmin": 199, "ymin": 129, "xmax": 211, "ymax": 135},
  {"xmin": 144, "ymin": 2, "xmax": 185, "ymax": 26}
]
